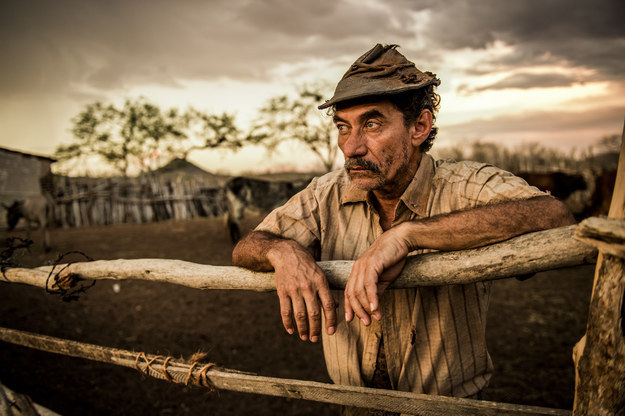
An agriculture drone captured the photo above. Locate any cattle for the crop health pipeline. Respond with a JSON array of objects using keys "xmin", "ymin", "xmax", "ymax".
[
  {"xmin": 582, "ymin": 170, "xmax": 617, "ymax": 218},
  {"xmin": 225, "ymin": 176, "xmax": 312, "ymax": 243},
  {"xmin": 3, "ymin": 194, "xmax": 53, "ymax": 251},
  {"xmin": 517, "ymin": 171, "xmax": 587, "ymax": 201}
]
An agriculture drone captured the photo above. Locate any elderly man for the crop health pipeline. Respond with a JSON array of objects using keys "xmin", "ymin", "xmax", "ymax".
[{"xmin": 232, "ymin": 44, "xmax": 574, "ymax": 411}]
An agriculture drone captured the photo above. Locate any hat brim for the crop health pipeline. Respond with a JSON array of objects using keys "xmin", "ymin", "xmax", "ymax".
[{"xmin": 318, "ymin": 77, "xmax": 438, "ymax": 110}]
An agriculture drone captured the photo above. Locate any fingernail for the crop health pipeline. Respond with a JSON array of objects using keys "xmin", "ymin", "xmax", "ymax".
[
  {"xmin": 328, "ymin": 326, "xmax": 335, "ymax": 335},
  {"xmin": 310, "ymin": 336, "xmax": 318, "ymax": 343},
  {"xmin": 287, "ymin": 328, "xmax": 294, "ymax": 335},
  {"xmin": 300, "ymin": 334, "xmax": 308, "ymax": 341}
]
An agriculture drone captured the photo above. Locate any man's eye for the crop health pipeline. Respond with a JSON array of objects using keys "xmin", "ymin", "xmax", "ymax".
[
  {"xmin": 365, "ymin": 121, "xmax": 379, "ymax": 129},
  {"xmin": 337, "ymin": 124, "xmax": 348, "ymax": 132}
]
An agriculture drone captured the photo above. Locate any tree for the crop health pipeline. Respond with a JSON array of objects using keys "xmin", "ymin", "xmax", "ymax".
[
  {"xmin": 55, "ymin": 97, "xmax": 242, "ymax": 176},
  {"xmin": 165, "ymin": 109, "xmax": 242, "ymax": 161},
  {"xmin": 596, "ymin": 133, "xmax": 621, "ymax": 154},
  {"xmin": 55, "ymin": 97, "xmax": 179, "ymax": 176},
  {"xmin": 249, "ymin": 84, "xmax": 339, "ymax": 172}
]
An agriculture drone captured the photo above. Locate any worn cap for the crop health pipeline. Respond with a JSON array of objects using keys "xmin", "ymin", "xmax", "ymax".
[{"xmin": 318, "ymin": 44, "xmax": 440, "ymax": 110}]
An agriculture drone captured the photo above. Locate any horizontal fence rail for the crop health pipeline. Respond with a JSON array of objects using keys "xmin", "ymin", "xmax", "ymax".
[
  {"xmin": 0, "ymin": 327, "xmax": 570, "ymax": 416},
  {"xmin": 2, "ymin": 225, "xmax": 597, "ymax": 292}
]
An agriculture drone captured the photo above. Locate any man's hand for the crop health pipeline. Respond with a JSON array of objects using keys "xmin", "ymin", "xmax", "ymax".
[
  {"xmin": 344, "ymin": 225, "xmax": 410, "ymax": 325},
  {"xmin": 267, "ymin": 241, "xmax": 337, "ymax": 342},
  {"xmin": 233, "ymin": 231, "xmax": 337, "ymax": 343},
  {"xmin": 343, "ymin": 195, "xmax": 576, "ymax": 325}
]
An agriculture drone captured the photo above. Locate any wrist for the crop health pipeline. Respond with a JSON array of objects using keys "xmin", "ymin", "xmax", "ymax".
[
  {"xmin": 396, "ymin": 221, "xmax": 422, "ymax": 252},
  {"xmin": 266, "ymin": 238, "xmax": 307, "ymax": 268}
]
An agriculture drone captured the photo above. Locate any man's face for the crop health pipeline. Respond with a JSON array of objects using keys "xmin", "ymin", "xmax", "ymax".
[{"xmin": 333, "ymin": 100, "xmax": 424, "ymax": 195}]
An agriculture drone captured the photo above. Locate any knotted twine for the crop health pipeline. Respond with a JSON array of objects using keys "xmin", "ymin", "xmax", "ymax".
[{"xmin": 134, "ymin": 352, "xmax": 217, "ymax": 391}]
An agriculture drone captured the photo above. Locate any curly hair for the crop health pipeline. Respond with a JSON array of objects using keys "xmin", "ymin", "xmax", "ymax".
[
  {"xmin": 330, "ymin": 84, "xmax": 441, "ymax": 153},
  {"xmin": 388, "ymin": 85, "xmax": 441, "ymax": 152}
]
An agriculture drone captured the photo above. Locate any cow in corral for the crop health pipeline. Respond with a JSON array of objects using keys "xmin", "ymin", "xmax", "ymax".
[
  {"xmin": 225, "ymin": 176, "xmax": 312, "ymax": 243},
  {"xmin": 582, "ymin": 170, "xmax": 617, "ymax": 218},
  {"xmin": 3, "ymin": 194, "xmax": 53, "ymax": 251},
  {"xmin": 517, "ymin": 171, "xmax": 587, "ymax": 201}
]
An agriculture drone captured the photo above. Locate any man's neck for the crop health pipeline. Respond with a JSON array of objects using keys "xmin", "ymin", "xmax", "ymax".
[
  {"xmin": 372, "ymin": 197, "xmax": 399, "ymax": 231},
  {"xmin": 372, "ymin": 153, "xmax": 423, "ymax": 231}
]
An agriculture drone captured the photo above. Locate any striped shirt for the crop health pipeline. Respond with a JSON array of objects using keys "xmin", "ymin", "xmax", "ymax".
[{"xmin": 256, "ymin": 154, "xmax": 545, "ymax": 398}]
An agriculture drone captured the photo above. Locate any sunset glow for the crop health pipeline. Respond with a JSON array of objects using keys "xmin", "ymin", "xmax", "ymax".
[{"xmin": 1, "ymin": 0, "xmax": 623, "ymax": 174}]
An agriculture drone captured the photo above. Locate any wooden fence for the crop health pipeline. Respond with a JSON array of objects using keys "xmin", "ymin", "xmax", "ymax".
[
  {"xmin": 2, "ymin": 216, "xmax": 624, "ymax": 415},
  {"xmin": 2, "ymin": 125, "xmax": 623, "ymax": 415},
  {"xmin": 51, "ymin": 174, "xmax": 229, "ymax": 228}
]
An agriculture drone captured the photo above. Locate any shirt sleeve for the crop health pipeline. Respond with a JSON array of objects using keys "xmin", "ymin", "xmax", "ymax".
[
  {"xmin": 254, "ymin": 178, "xmax": 322, "ymax": 258},
  {"xmin": 470, "ymin": 164, "xmax": 548, "ymax": 206}
]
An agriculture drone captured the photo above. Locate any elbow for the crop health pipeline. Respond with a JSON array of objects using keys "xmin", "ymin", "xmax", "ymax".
[
  {"xmin": 230, "ymin": 230, "xmax": 278, "ymax": 272},
  {"xmin": 231, "ymin": 239, "xmax": 247, "ymax": 267},
  {"xmin": 548, "ymin": 197, "xmax": 576, "ymax": 227}
]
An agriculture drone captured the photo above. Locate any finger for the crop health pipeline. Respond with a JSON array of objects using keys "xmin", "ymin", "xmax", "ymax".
[
  {"xmin": 318, "ymin": 287, "xmax": 337, "ymax": 335},
  {"xmin": 355, "ymin": 289, "xmax": 372, "ymax": 325},
  {"xmin": 344, "ymin": 292, "xmax": 354, "ymax": 323},
  {"xmin": 304, "ymin": 294, "xmax": 322, "ymax": 343},
  {"xmin": 364, "ymin": 275, "xmax": 380, "ymax": 321},
  {"xmin": 291, "ymin": 296, "xmax": 309, "ymax": 341},
  {"xmin": 347, "ymin": 290, "xmax": 371, "ymax": 326},
  {"xmin": 277, "ymin": 291, "xmax": 295, "ymax": 335}
]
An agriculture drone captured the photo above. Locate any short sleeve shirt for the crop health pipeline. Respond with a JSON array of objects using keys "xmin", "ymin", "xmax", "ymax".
[{"xmin": 255, "ymin": 154, "xmax": 546, "ymax": 397}]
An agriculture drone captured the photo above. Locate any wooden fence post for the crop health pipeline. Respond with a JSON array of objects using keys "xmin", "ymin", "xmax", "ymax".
[{"xmin": 572, "ymin": 120, "xmax": 625, "ymax": 415}]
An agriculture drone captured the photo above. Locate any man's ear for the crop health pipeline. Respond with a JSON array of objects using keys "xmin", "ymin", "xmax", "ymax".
[{"xmin": 411, "ymin": 109, "xmax": 433, "ymax": 147}]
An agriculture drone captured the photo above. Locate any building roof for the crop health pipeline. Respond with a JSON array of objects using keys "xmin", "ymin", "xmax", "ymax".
[{"xmin": 0, "ymin": 146, "xmax": 56, "ymax": 162}]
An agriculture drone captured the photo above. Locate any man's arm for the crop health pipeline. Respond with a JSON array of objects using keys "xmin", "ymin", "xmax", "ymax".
[
  {"xmin": 232, "ymin": 231, "xmax": 337, "ymax": 343},
  {"xmin": 344, "ymin": 195, "xmax": 576, "ymax": 325}
]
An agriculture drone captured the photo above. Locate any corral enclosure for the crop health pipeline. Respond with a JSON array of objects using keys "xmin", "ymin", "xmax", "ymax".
[
  {"xmin": 50, "ymin": 158, "xmax": 232, "ymax": 228},
  {"xmin": 0, "ymin": 214, "xmax": 595, "ymax": 415},
  {"xmin": 0, "ymin": 147, "xmax": 616, "ymax": 414}
]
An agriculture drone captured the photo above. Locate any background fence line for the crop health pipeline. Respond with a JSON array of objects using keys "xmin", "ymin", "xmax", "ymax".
[{"xmin": 51, "ymin": 174, "xmax": 229, "ymax": 228}]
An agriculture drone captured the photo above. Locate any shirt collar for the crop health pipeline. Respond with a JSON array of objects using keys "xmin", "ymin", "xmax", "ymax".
[
  {"xmin": 340, "ymin": 153, "xmax": 435, "ymax": 217},
  {"xmin": 341, "ymin": 178, "xmax": 369, "ymax": 204},
  {"xmin": 400, "ymin": 153, "xmax": 435, "ymax": 217}
]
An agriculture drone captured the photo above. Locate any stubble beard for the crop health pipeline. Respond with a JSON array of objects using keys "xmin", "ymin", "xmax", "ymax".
[{"xmin": 344, "ymin": 144, "xmax": 412, "ymax": 192}]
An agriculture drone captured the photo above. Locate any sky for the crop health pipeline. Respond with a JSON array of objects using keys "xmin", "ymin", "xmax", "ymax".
[{"xmin": 1, "ymin": 0, "xmax": 624, "ymax": 175}]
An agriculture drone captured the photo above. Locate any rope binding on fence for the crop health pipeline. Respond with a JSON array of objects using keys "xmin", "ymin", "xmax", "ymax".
[
  {"xmin": 0, "ymin": 326, "xmax": 221, "ymax": 393},
  {"xmin": 133, "ymin": 351, "xmax": 217, "ymax": 391},
  {"xmin": 44, "ymin": 251, "xmax": 96, "ymax": 302}
]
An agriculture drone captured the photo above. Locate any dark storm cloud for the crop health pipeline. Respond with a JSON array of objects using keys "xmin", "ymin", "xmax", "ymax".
[
  {"xmin": 1, "ymin": 0, "xmax": 623, "ymax": 97},
  {"xmin": 416, "ymin": 0, "xmax": 625, "ymax": 88},
  {"xmin": 0, "ymin": 0, "xmax": 408, "ymax": 96},
  {"xmin": 459, "ymin": 72, "xmax": 583, "ymax": 93}
]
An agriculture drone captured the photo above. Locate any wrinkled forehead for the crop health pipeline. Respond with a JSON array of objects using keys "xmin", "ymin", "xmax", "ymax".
[
  {"xmin": 333, "ymin": 99, "xmax": 401, "ymax": 123},
  {"xmin": 333, "ymin": 95, "xmax": 393, "ymax": 112}
]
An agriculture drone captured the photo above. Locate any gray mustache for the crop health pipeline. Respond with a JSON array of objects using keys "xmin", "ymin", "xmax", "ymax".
[{"xmin": 344, "ymin": 158, "xmax": 381, "ymax": 173}]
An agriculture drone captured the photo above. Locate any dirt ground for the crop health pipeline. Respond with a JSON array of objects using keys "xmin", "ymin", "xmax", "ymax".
[{"xmin": 0, "ymin": 215, "xmax": 595, "ymax": 415}]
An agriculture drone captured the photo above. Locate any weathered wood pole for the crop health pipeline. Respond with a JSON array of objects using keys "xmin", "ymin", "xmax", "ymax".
[
  {"xmin": 2, "ymin": 225, "xmax": 596, "ymax": 292},
  {"xmin": 0, "ymin": 327, "xmax": 571, "ymax": 416},
  {"xmin": 572, "ymin": 120, "xmax": 625, "ymax": 415}
]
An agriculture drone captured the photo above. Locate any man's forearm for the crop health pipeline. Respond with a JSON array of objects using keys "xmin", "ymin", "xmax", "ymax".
[{"xmin": 400, "ymin": 195, "xmax": 576, "ymax": 252}]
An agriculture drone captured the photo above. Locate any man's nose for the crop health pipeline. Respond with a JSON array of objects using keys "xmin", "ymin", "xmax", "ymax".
[{"xmin": 341, "ymin": 131, "xmax": 367, "ymax": 158}]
